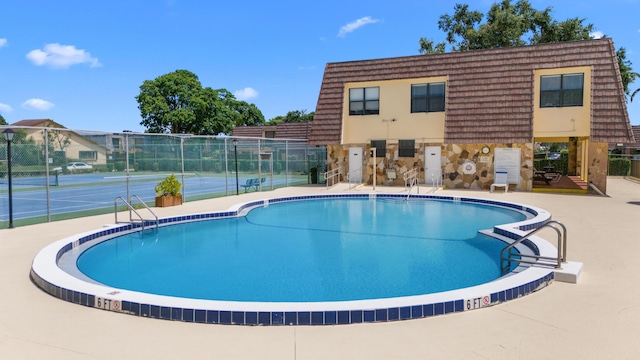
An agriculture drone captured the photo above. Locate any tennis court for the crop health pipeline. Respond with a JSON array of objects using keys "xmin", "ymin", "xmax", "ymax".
[
  {"xmin": 0, "ymin": 172, "xmax": 302, "ymax": 222},
  {"xmin": 0, "ymin": 129, "xmax": 324, "ymax": 227}
]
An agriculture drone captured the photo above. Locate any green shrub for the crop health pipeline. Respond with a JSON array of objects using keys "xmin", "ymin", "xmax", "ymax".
[
  {"xmin": 609, "ymin": 157, "xmax": 631, "ymax": 175},
  {"xmin": 155, "ymin": 174, "xmax": 182, "ymax": 196}
]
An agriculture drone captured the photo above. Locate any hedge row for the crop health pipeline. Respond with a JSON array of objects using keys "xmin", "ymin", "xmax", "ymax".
[{"xmin": 608, "ymin": 158, "xmax": 631, "ymax": 176}]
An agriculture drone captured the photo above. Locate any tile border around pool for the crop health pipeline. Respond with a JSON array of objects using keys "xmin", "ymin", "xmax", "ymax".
[{"xmin": 31, "ymin": 193, "xmax": 556, "ymax": 326}]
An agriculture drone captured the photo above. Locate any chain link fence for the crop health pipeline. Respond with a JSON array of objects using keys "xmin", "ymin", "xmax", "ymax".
[{"xmin": 0, "ymin": 126, "xmax": 325, "ymax": 228}]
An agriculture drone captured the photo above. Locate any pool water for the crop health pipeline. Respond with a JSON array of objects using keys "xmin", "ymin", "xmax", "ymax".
[{"xmin": 77, "ymin": 198, "xmax": 526, "ymax": 302}]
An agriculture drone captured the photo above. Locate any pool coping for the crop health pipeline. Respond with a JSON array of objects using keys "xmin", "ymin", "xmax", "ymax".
[{"xmin": 31, "ymin": 193, "xmax": 557, "ymax": 325}]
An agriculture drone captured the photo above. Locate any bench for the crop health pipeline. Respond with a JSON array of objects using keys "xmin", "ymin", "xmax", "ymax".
[{"xmin": 240, "ymin": 177, "xmax": 266, "ymax": 192}]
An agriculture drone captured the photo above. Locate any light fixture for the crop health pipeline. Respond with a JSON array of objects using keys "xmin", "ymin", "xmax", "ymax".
[
  {"xmin": 3, "ymin": 128, "xmax": 15, "ymax": 228},
  {"xmin": 3, "ymin": 128, "xmax": 15, "ymax": 141}
]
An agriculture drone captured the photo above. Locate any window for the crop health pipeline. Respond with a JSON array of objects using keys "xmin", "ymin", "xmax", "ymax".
[
  {"xmin": 349, "ymin": 87, "xmax": 379, "ymax": 115},
  {"xmin": 264, "ymin": 131, "xmax": 275, "ymax": 138},
  {"xmin": 79, "ymin": 151, "xmax": 97, "ymax": 160},
  {"xmin": 411, "ymin": 83, "xmax": 445, "ymax": 112},
  {"xmin": 540, "ymin": 73, "xmax": 584, "ymax": 107},
  {"xmin": 112, "ymin": 138, "xmax": 121, "ymax": 150},
  {"xmin": 398, "ymin": 140, "xmax": 415, "ymax": 157},
  {"xmin": 370, "ymin": 140, "xmax": 386, "ymax": 157}
]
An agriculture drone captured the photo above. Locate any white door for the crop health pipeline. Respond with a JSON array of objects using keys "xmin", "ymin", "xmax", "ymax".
[
  {"xmin": 348, "ymin": 147, "xmax": 363, "ymax": 182},
  {"xmin": 425, "ymin": 146, "xmax": 442, "ymax": 184}
]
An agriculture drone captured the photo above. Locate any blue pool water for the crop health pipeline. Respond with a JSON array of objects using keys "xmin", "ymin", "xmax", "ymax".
[{"xmin": 77, "ymin": 198, "xmax": 526, "ymax": 302}]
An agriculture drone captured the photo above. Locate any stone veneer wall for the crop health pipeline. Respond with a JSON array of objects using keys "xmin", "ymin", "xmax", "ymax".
[
  {"xmin": 443, "ymin": 143, "xmax": 533, "ymax": 192},
  {"xmin": 327, "ymin": 143, "xmax": 535, "ymax": 191},
  {"xmin": 587, "ymin": 142, "xmax": 608, "ymax": 193}
]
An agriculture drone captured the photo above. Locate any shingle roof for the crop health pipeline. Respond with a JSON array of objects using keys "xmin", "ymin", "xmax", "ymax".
[
  {"xmin": 232, "ymin": 125, "xmax": 275, "ymax": 138},
  {"xmin": 274, "ymin": 122, "xmax": 312, "ymax": 139},
  {"xmin": 232, "ymin": 122, "xmax": 311, "ymax": 140},
  {"xmin": 11, "ymin": 119, "xmax": 65, "ymax": 128},
  {"xmin": 309, "ymin": 38, "xmax": 633, "ymax": 145}
]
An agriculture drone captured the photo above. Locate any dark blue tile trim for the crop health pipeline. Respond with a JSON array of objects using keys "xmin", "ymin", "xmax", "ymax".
[{"xmin": 33, "ymin": 193, "xmax": 555, "ymax": 326}]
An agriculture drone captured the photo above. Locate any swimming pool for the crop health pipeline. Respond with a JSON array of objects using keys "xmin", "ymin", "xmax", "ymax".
[{"xmin": 31, "ymin": 193, "xmax": 557, "ymax": 325}]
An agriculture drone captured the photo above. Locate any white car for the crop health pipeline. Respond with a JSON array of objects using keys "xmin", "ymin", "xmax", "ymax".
[{"xmin": 66, "ymin": 162, "xmax": 93, "ymax": 171}]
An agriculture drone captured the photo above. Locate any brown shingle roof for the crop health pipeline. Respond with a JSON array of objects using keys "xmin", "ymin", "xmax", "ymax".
[
  {"xmin": 11, "ymin": 119, "xmax": 66, "ymax": 128},
  {"xmin": 310, "ymin": 38, "xmax": 633, "ymax": 145},
  {"xmin": 274, "ymin": 122, "xmax": 312, "ymax": 139},
  {"xmin": 232, "ymin": 125, "xmax": 275, "ymax": 138},
  {"xmin": 232, "ymin": 122, "xmax": 311, "ymax": 140}
]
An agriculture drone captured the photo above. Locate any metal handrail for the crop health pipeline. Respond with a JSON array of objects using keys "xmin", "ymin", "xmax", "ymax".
[
  {"xmin": 403, "ymin": 168, "xmax": 419, "ymax": 199},
  {"xmin": 114, "ymin": 196, "xmax": 158, "ymax": 231},
  {"xmin": 406, "ymin": 177, "xmax": 418, "ymax": 201},
  {"xmin": 500, "ymin": 220, "xmax": 567, "ymax": 275},
  {"xmin": 430, "ymin": 172, "xmax": 442, "ymax": 193},
  {"xmin": 324, "ymin": 168, "xmax": 341, "ymax": 189},
  {"xmin": 129, "ymin": 195, "xmax": 159, "ymax": 230},
  {"xmin": 347, "ymin": 167, "xmax": 362, "ymax": 190}
]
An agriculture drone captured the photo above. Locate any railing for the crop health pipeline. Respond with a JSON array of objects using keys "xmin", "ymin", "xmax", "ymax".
[
  {"xmin": 347, "ymin": 167, "xmax": 362, "ymax": 190},
  {"xmin": 114, "ymin": 195, "xmax": 158, "ymax": 231},
  {"xmin": 500, "ymin": 220, "xmax": 567, "ymax": 275},
  {"xmin": 403, "ymin": 167, "xmax": 419, "ymax": 200},
  {"xmin": 324, "ymin": 168, "xmax": 341, "ymax": 189},
  {"xmin": 429, "ymin": 171, "xmax": 442, "ymax": 193}
]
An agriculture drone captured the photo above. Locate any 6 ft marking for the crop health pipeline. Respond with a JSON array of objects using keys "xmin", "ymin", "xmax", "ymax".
[
  {"xmin": 95, "ymin": 297, "xmax": 120, "ymax": 311},
  {"xmin": 465, "ymin": 295, "xmax": 491, "ymax": 310}
]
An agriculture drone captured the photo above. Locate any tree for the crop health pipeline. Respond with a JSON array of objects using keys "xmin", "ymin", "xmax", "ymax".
[
  {"xmin": 419, "ymin": 0, "xmax": 636, "ymax": 100},
  {"xmin": 617, "ymin": 48, "xmax": 640, "ymax": 102},
  {"xmin": 268, "ymin": 109, "xmax": 314, "ymax": 124},
  {"xmin": 135, "ymin": 70, "xmax": 265, "ymax": 135},
  {"xmin": 0, "ymin": 113, "xmax": 6, "ymax": 125}
]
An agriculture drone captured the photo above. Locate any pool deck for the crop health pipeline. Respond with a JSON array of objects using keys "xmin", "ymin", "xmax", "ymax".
[{"xmin": 1, "ymin": 177, "xmax": 640, "ymax": 359}]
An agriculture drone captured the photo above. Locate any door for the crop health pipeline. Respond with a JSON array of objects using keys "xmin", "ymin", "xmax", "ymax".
[
  {"xmin": 425, "ymin": 146, "xmax": 442, "ymax": 184},
  {"xmin": 348, "ymin": 147, "xmax": 363, "ymax": 182}
]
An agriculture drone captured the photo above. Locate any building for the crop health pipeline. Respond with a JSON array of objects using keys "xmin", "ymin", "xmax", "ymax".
[
  {"xmin": 308, "ymin": 38, "xmax": 634, "ymax": 193},
  {"xmin": 232, "ymin": 122, "xmax": 313, "ymax": 140},
  {"xmin": 9, "ymin": 119, "xmax": 108, "ymax": 165},
  {"xmin": 609, "ymin": 125, "xmax": 640, "ymax": 155}
]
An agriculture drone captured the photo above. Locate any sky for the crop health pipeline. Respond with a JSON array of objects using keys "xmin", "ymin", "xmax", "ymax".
[{"xmin": 0, "ymin": 0, "xmax": 639, "ymax": 133}]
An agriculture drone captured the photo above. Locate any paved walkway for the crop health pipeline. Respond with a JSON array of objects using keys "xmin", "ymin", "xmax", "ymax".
[{"xmin": 1, "ymin": 178, "xmax": 639, "ymax": 359}]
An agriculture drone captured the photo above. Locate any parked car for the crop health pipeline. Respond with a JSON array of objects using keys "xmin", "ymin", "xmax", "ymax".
[
  {"xmin": 547, "ymin": 152, "xmax": 561, "ymax": 160},
  {"xmin": 66, "ymin": 162, "xmax": 93, "ymax": 171}
]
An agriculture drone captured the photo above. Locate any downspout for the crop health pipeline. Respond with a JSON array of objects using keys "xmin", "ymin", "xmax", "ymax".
[{"xmin": 588, "ymin": 182, "xmax": 606, "ymax": 196}]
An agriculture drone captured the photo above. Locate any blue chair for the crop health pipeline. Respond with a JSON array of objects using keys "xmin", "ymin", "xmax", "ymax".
[{"xmin": 240, "ymin": 178, "xmax": 257, "ymax": 192}]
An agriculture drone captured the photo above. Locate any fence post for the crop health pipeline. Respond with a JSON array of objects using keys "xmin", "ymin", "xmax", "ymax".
[{"xmin": 44, "ymin": 128, "xmax": 51, "ymax": 222}]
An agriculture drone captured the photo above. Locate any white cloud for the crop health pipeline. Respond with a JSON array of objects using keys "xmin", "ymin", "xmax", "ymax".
[
  {"xmin": 338, "ymin": 16, "xmax": 380, "ymax": 38},
  {"xmin": 0, "ymin": 102, "xmax": 13, "ymax": 113},
  {"xmin": 0, "ymin": 38, "xmax": 7, "ymax": 48},
  {"xmin": 234, "ymin": 87, "xmax": 258, "ymax": 101},
  {"xmin": 590, "ymin": 31, "xmax": 604, "ymax": 39},
  {"xmin": 22, "ymin": 98, "xmax": 55, "ymax": 111},
  {"xmin": 26, "ymin": 43, "xmax": 101, "ymax": 69},
  {"xmin": 297, "ymin": 65, "xmax": 316, "ymax": 70}
]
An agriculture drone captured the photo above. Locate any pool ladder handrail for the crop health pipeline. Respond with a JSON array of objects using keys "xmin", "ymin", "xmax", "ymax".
[
  {"xmin": 323, "ymin": 168, "xmax": 341, "ymax": 189},
  {"xmin": 114, "ymin": 195, "xmax": 159, "ymax": 231},
  {"xmin": 404, "ymin": 168, "xmax": 419, "ymax": 200},
  {"xmin": 430, "ymin": 172, "xmax": 442, "ymax": 193},
  {"xmin": 347, "ymin": 167, "xmax": 363, "ymax": 190},
  {"xmin": 500, "ymin": 220, "xmax": 567, "ymax": 275}
]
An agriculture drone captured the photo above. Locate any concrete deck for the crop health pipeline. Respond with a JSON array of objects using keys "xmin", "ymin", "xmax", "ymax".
[{"xmin": 1, "ymin": 177, "xmax": 639, "ymax": 359}]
